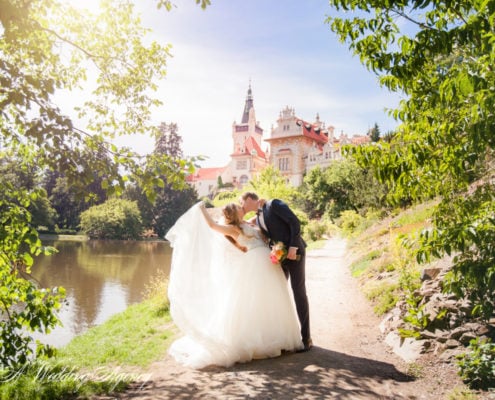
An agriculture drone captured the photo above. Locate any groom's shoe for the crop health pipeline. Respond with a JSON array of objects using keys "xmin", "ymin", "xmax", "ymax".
[{"xmin": 297, "ymin": 338, "xmax": 313, "ymax": 353}]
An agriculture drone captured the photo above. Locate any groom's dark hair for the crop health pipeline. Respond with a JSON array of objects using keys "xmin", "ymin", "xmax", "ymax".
[{"xmin": 241, "ymin": 192, "xmax": 258, "ymax": 201}]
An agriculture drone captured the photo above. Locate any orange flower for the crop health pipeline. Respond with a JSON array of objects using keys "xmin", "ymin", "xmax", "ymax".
[{"xmin": 269, "ymin": 242, "xmax": 287, "ymax": 264}]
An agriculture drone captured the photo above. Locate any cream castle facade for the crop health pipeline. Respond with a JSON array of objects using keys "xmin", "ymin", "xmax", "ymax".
[{"xmin": 187, "ymin": 86, "xmax": 370, "ymax": 197}]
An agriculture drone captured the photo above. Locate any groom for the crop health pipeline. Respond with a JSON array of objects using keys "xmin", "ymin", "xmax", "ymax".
[{"xmin": 240, "ymin": 192, "xmax": 312, "ymax": 352}]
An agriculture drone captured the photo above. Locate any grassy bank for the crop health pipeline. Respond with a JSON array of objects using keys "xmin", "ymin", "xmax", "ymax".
[
  {"xmin": 38, "ymin": 233, "xmax": 89, "ymax": 241},
  {"xmin": 344, "ymin": 201, "xmax": 437, "ymax": 316},
  {"xmin": 0, "ymin": 276, "xmax": 174, "ymax": 400}
]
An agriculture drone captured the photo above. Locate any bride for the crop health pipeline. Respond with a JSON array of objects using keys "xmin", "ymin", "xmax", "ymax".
[{"xmin": 165, "ymin": 202, "xmax": 303, "ymax": 368}]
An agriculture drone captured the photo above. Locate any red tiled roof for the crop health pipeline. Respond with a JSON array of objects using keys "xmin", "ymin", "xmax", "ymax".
[
  {"xmin": 186, "ymin": 167, "xmax": 225, "ymax": 182},
  {"xmin": 231, "ymin": 136, "xmax": 266, "ymax": 158},
  {"xmin": 245, "ymin": 136, "xmax": 266, "ymax": 158},
  {"xmin": 298, "ymin": 119, "xmax": 329, "ymax": 144}
]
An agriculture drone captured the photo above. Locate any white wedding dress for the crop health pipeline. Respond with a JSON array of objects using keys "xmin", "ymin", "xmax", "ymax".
[{"xmin": 165, "ymin": 203, "xmax": 303, "ymax": 368}]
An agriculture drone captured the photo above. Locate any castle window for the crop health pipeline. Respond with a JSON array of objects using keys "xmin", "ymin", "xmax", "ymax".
[
  {"xmin": 237, "ymin": 160, "xmax": 247, "ymax": 170},
  {"xmin": 278, "ymin": 157, "xmax": 290, "ymax": 171},
  {"xmin": 240, "ymin": 175, "xmax": 249, "ymax": 185}
]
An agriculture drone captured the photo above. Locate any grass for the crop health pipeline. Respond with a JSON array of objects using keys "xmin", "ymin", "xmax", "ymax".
[
  {"xmin": 306, "ymin": 239, "xmax": 327, "ymax": 251},
  {"xmin": 56, "ymin": 298, "xmax": 173, "ymax": 368},
  {"xmin": 364, "ymin": 281, "xmax": 400, "ymax": 315},
  {"xmin": 38, "ymin": 233, "xmax": 88, "ymax": 241},
  {"xmin": 346, "ymin": 201, "xmax": 440, "ymax": 317},
  {"xmin": 0, "ymin": 286, "xmax": 174, "ymax": 400},
  {"xmin": 447, "ymin": 387, "xmax": 480, "ymax": 400},
  {"xmin": 350, "ymin": 249, "xmax": 382, "ymax": 277}
]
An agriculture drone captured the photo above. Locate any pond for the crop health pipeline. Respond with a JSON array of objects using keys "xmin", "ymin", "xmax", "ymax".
[{"xmin": 31, "ymin": 239, "xmax": 172, "ymax": 347}]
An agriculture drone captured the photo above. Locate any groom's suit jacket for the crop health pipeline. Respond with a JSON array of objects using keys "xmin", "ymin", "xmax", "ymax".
[
  {"xmin": 259, "ymin": 199, "xmax": 311, "ymax": 344},
  {"xmin": 258, "ymin": 199, "xmax": 306, "ymax": 254}
]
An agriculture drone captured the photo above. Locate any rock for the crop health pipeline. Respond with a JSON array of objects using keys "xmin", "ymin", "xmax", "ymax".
[
  {"xmin": 421, "ymin": 268, "xmax": 441, "ymax": 281},
  {"xmin": 449, "ymin": 326, "xmax": 469, "ymax": 340},
  {"xmin": 438, "ymin": 348, "xmax": 465, "ymax": 362},
  {"xmin": 379, "ymin": 308, "xmax": 402, "ymax": 334},
  {"xmin": 444, "ymin": 339, "xmax": 461, "ymax": 349},
  {"xmin": 459, "ymin": 332, "xmax": 477, "ymax": 345},
  {"xmin": 384, "ymin": 332, "xmax": 426, "ymax": 363},
  {"xmin": 474, "ymin": 324, "xmax": 491, "ymax": 336}
]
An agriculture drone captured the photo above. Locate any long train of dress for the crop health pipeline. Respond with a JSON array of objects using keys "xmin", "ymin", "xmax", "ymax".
[{"xmin": 165, "ymin": 203, "xmax": 303, "ymax": 368}]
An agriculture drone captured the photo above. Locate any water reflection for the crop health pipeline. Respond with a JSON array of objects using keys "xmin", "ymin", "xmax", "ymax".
[{"xmin": 31, "ymin": 240, "xmax": 171, "ymax": 347}]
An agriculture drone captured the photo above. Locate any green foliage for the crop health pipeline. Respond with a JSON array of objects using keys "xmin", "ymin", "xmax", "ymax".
[
  {"xmin": 366, "ymin": 283, "xmax": 399, "ymax": 315},
  {"xmin": 0, "ymin": 290, "xmax": 172, "ymax": 399},
  {"xmin": 304, "ymin": 219, "xmax": 335, "ymax": 241},
  {"xmin": 147, "ymin": 123, "xmax": 199, "ymax": 236},
  {"xmin": 457, "ymin": 338, "xmax": 495, "ymax": 390},
  {"xmin": 338, "ymin": 210, "xmax": 364, "ymax": 237},
  {"xmin": 0, "ymin": 185, "xmax": 64, "ymax": 369},
  {"xmin": 300, "ymin": 160, "xmax": 388, "ymax": 220},
  {"xmin": 350, "ymin": 249, "xmax": 381, "ymax": 277},
  {"xmin": 57, "ymin": 297, "xmax": 171, "ymax": 368},
  {"xmin": 212, "ymin": 190, "xmax": 241, "ymax": 207},
  {"xmin": 152, "ymin": 183, "xmax": 198, "ymax": 238},
  {"xmin": 80, "ymin": 198, "xmax": 142, "ymax": 240},
  {"xmin": 28, "ymin": 192, "xmax": 57, "ymax": 231},
  {"xmin": 327, "ymin": 0, "xmax": 495, "ymax": 319},
  {"xmin": 0, "ymin": 0, "xmax": 207, "ymax": 368},
  {"xmin": 446, "ymin": 387, "xmax": 478, "ymax": 400},
  {"xmin": 244, "ymin": 165, "xmax": 298, "ymax": 203},
  {"xmin": 369, "ymin": 122, "xmax": 380, "ymax": 142},
  {"xmin": 0, "ymin": 361, "xmax": 128, "ymax": 400},
  {"xmin": 398, "ymin": 293, "xmax": 429, "ymax": 339}
]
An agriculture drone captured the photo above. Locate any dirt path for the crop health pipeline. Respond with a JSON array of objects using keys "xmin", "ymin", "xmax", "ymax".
[{"xmin": 110, "ymin": 238, "xmax": 465, "ymax": 399}]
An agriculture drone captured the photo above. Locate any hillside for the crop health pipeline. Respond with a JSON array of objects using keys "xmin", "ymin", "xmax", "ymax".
[{"xmin": 344, "ymin": 201, "xmax": 495, "ymax": 397}]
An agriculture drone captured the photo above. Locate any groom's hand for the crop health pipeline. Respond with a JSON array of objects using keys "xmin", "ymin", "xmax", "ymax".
[{"xmin": 287, "ymin": 246, "xmax": 298, "ymax": 260}]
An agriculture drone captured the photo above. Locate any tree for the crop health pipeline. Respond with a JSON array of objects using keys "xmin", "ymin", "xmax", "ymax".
[
  {"xmin": 80, "ymin": 198, "xmax": 143, "ymax": 239},
  {"xmin": 368, "ymin": 123, "xmax": 380, "ymax": 142},
  {"xmin": 327, "ymin": 0, "xmax": 495, "ymax": 318},
  {"xmin": 244, "ymin": 165, "xmax": 298, "ymax": 203},
  {"xmin": 45, "ymin": 173, "xmax": 84, "ymax": 231},
  {"xmin": 0, "ymin": 0, "xmax": 204, "ymax": 368},
  {"xmin": 1, "ymin": 149, "xmax": 57, "ymax": 230},
  {"xmin": 42, "ymin": 149, "xmax": 111, "ymax": 231},
  {"xmin": 300, "ymin": 159, "xmax": 388, "ymax": 219},
  {"xmin": 152, "ymin": 187, "xmax": 198, "ymax": 237},
  {"xmin": 149, "ymin": 123, "xmax": 198, "ymax": 237}
]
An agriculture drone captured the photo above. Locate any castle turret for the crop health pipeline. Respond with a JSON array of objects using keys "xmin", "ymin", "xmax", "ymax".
[{"xmin": 241, "ymin": 83, "xmax": 254, "ymax": 124}]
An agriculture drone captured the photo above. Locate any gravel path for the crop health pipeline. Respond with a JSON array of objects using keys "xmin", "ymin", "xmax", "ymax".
[{"xmin": 108, "ymin": 238, "xmax": 465, "ymax": 399}]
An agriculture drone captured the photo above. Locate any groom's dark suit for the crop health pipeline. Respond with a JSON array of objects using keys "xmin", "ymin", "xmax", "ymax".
[{"xmin": 257, "ymin": 199, "xmax": 311, "ymax": 347}]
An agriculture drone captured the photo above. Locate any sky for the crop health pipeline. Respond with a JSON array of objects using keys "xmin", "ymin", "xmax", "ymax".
[{"xmin": 77, "ymin": 0, "xmax": 404, "ymax": 168}]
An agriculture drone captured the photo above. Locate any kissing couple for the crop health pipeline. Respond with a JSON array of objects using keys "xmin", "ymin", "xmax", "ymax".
[{"xmin": 165, "ymin": 192, "xmax": 312, "ymax": 368}]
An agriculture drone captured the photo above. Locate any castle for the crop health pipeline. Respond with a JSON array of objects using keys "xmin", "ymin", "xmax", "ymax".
[{"xmin": 187, "ymin": 85, "xmax": 370, "ymax": 197}]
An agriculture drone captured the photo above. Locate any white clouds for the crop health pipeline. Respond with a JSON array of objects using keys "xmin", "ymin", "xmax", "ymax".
[{"xmin": 70, "ymin": 0, "xmax": 402, "ymax": 167}]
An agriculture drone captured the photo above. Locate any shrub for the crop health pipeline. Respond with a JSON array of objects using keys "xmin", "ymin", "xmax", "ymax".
[
  {"xmin": 338, "ymin": 210, "xmax": 365, "ymax": 236},
  {"xmin": 80, "ymin": 199, "xmax": 142, "ymax": 240},
  {"xmin": 304, "ymin": 219, "xmax": 326, "ymax": 241},
  {"xmin": 457, "ymin": 338, "xmax": 495, "ymax": 390}
]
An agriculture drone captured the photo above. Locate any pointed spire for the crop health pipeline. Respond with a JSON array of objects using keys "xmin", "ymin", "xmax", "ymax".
[{"xmin": 241, "ymin": 81, "xmax": 254, "ymax": 124}]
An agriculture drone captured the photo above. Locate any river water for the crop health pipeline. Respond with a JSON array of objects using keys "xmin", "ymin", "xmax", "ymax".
[{"xmin": 31, "ymin": 239, "xmax": 172, "ymax": 347}]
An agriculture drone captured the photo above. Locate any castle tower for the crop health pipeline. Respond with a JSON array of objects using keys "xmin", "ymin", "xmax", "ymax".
[
  {"xmin": 226, "ymin": 83, "xmax": 268, "ymax": 187},
  {"xmin": 232, "ymin": 83, "xmax": 264, "ymax": 155}
]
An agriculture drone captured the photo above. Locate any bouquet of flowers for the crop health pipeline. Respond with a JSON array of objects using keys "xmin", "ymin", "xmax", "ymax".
[{"xmin": 269, "ymin": 241, "xmax": 287, "ymax": 264}]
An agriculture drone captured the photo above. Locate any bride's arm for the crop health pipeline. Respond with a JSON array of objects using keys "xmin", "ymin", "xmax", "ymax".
[
  {"xmin": 200, "ymin": 203, "xmax": 247, "ymax": 252},
  {"xmin": 199, "ymin": 202, "xmax": 240, "ymax": 239}
]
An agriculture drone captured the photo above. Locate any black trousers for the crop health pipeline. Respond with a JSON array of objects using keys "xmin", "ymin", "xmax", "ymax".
[{"xmin": 281, "ymin": 243, "xmax": 310, "ymax": 344}]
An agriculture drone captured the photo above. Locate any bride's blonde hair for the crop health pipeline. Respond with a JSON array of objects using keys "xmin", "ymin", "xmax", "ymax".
[
  {"xmin": 221, "ymin": 203, "xmax": 254, "ymax": 252},
  {"xmin": 222, "ymin": 203, "xmax": 243, "ymax": 227}
]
